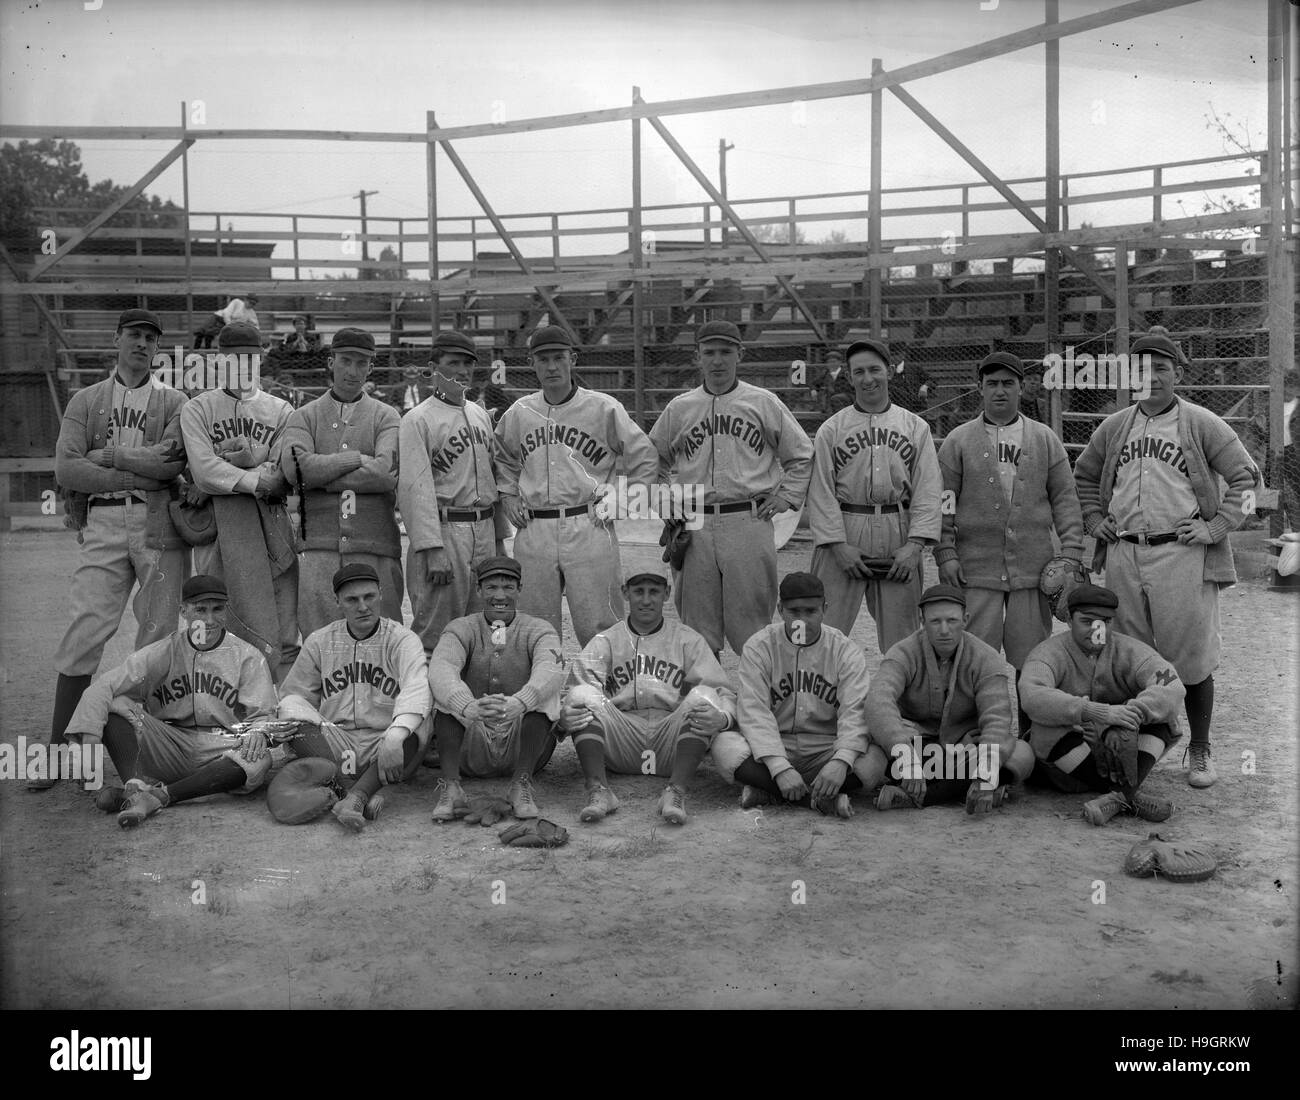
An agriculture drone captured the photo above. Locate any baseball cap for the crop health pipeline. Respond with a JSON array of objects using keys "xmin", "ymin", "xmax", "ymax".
[
  {"xmin": 843, "ymin": 338, "xmax": 891, "ymax": 366},
  {"xmin": 182, "ymin": 575, "xmax": 227, "ymax": 602},
  {"xmin": 1129, "ymin": 332, "xmax": 1186, "ymax": 366},
  {"xmin": 117, "ymin": 308, "xmax": 163, "ymax": 334},
  {"xmin": 918, "ymin": 583, "xmax": 967, "ymax": 609},
  {"xmin": 1067, "ymin": 583, "xmax": 1119, "ymax": 618},
  {"xmin": 476, "ymin": 556, "xmax": 523, "ymax": 583},
  {"xmin": 331, "ymin": 327, "xmax": 377, "ymax": 356},
  {"xmin": 978, "ymin": 350, "xmax": 1025, "ymax": 380},
  {"xmin": 778, "ymin": 572, "xmax": 824, "ymax": 601},
  {"xmin": 432, "ymin": 331, "xmax": 480, "ymax": 360},
  {"xmin": 625, "ymin": 571, "xmax": 669, "ymax": 587},
  {"xmin": 528, "ymin": 326, "xmax": 575, "ymax": 353},
  {"xmin": 217, "ymin": 322, "xmax": 264, "ymax": 350},
  {"xmin": 332, "ymin": 562, "xmax": 380, "ymax": 593},
  {"xmin": 696, "ymin": 320, "xmax": 743, "ymax": 347}
]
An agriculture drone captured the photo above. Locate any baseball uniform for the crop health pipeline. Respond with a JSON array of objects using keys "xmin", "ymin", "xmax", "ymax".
[
  {"xmin": 495, "ymin": 385, "xmax": 658, "ymax": 646},
  {"xmin": 649, "ymin": 381, "xmax": 813, "ymax": 656},
  {"xmin": 283, "ymin": 391, "xmax": 403, "ymax": 639},
  {"xmin": 807, "ymin": 402, "xmax": 943, "ymax": 655}
]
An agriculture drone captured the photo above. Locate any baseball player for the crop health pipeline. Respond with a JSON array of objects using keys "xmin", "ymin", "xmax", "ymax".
[
  {"xmin": 1019, "ymin": 583, "xmax": 1185, "ymax": 826},
  {"xmin": 495, "ymin": 325, "xmax": 658, "ymax": 647},
  {"xmin": 710, "ymin": 572, "xmax": 873, "ymax": 818},
  {"xmin": 864, "ymin": 584, "xmax": 1034, "ymax": 812},
  {"xmin": 647, "ymin": 320, "xmax": 813, "ymax": 657},
  {"xmin": 557, "ymin": 570, "xmax": 737, "ymax": 826},
  {"xmin": 282, "ymin": 328, "xmax": 402, "ymax": 640},
  {"xmin": 180, "ymin": 321, "xmax": 299, "ymax": 680},
  {"xmin": 34, "ymin": 308, "xmax": 190, "ymax": 791},
  {"xmin": 276, "ymin": 563, "xmax": 432, "ymax": 831},
  {"xmin": 398, "ymin": 330, "xmax": 508, "ymax": 654},
  {"xmin": 934, "ymin": 351, "xmax": 1085, "ymax": 669},
  {"xmin": 807, "ymin": 337, "xmax": 943, "ymax": 657},
  {"xmin": 1074, "ymin": 328, "xmax": 1259, "ymax": 789},
  {"xmin": 64, "ymin": 575, "xmax": 279, "ymax": 827},
  {"xmin": 426, "ymin": 556, "xmax": 566, "ymax": 823}
]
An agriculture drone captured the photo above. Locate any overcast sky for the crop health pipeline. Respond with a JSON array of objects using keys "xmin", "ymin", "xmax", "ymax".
[{"xmin": 0, "ymin": 0, "xmax": 1271, "ymax": 271}]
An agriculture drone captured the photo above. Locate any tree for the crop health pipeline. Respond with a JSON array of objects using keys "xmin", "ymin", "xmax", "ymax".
[
  {"xmin": 0, "ymin": 138, "xmax": 181, "ymax": 256},
  {"xmin": 1172, "ymin": 106, "xmax": 1262, "ymax": 241}
]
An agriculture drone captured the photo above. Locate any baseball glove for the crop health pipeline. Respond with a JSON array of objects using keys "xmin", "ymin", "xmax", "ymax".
[
  {"xmin": 659, "ymin": 520, "xmax": 692, "ymax": 571},
  {"xmin": 266, "ymin": 757, "xmax": 347, "ymax": 824},
  {"xmin": 498, "ymin": 819, "xmax": 569, "ymax": 848},
  {"xmin": 1124, "ymin": 832, "xmax": 1218, "ymax": 883},
  {"xmin": 1093, "ymin": 725, "xmax": 1141, "ymax": 792},
  {"xmin": 461, "ymin": 795, "xmax": 513, "ymax": 826},
  {"xmin": 1039, "ymin": 556, "xmax": 1087, "ymax": 623}
]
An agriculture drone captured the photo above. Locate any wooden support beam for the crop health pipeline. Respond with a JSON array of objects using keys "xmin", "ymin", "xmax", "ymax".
[
  {"xmin": 427, "ymin": 112, "xmax": 440, "ymax": 335},
  {"xmin": 869, "ymin": 58, "xmax": 883, "ymax": 340}
]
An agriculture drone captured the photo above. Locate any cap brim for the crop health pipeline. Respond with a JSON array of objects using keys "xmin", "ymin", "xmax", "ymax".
[
  {"xmin": 478, "ymin": 569, "xmax": 521, "ymax": 582},
  {"xmin": 529, "ymin": 342, "xmax": 572, "ymax": 353},
  {"xmin": 696, "ymin": 336, "xmax": 742, "ymax": 347},
  {"xmin": 1073, "ymin": 605, "xmax": 1116, "ymax": 618},
  {"xmin": 184, "ymin": 589, "xmax": 227, "ymax": 602}
]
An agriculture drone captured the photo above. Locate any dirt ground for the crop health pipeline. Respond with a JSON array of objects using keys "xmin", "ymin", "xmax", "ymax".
[{"xmin": 1, "ymin": 526, "xmax": 1296, "ymax": 1010}]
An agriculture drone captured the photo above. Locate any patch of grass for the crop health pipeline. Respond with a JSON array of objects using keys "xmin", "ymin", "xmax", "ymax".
[{"xmin": 607, "ymin": 826, "xmax": 663, "ymax": 860}]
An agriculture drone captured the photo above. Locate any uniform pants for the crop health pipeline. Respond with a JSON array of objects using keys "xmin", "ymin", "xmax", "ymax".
[
  {"xmin": 513, "ymin": 514, "xmax": 622, "ymax": 647},
  {"xmin": 120, "ymin": 709, "xmax": 269, "ymax": 792},
  {"xmin": 963, "ymin": 587, "xmax": 1052, "ymax": 670},
  {"xmin": 299, "ymin": 550, "xmax": 403, "ymax": 640},
  {"xmin": 573, "ymin": 702, "xmax": 712, "ymax": 777},
  {"xmin": 289, "ymin": 716, "xmax": 432, "ymax": 781},
  {"xmin": 1030, "ymin": 721, "xmax": 1179, "ymax": 794},
  {"xmin": 711, "ymin": 728, "xmax": 881, "ymax": 788},
  {"xmin": 54, "ymin": 500, "xmax": 188, "ymax": 678},
  {"xmin": 433, "ymin": 710, "xmax": 557, "ymax": 780},
  {"xmin": 674, "ymin": 509, "xmax": 777, "ymax": 656},
  {"xmin": 407, "ymin": 518, "xmax": 496, "ymax": 653}
]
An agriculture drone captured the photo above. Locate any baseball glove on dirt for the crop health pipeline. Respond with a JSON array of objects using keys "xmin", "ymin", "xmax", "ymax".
[
  {"xmin": 1039, "ymin": 556, "xmax": 1087, "ymax": 623},
  {"xmin": 266, "ymin": 757, "xmax": 347, "ymax": 824},
  {"xmin": 1124, "ymin": 832, "xmax": 1217, "ymax": 883},
  {"xmin": 498, "ymin": 819, "xmax": 569, "ymax": 848},
  {"xmin": 659, "ymin": 520, "xmax": 692, "ymax": 571},
  {"xmin": 460, "ymin": 795, "xmax": 513, "ymax": 826},
  {"xmin": 1093, "ymin": 725, "xmax": 1141, "ymax": 792}
]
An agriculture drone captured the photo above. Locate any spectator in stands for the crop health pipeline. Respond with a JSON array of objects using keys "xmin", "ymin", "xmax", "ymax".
[
  {"xmin": 281, "ymin": 315, "xmax": 320, "ymax": 354},
  {"xmin": 1020, "ymin": 364, "xmax": 1049, "ymax": 423},
  {"xmin": 1282, "ymin": 369, "xmax": 1300, "ymax": 531},
  {"xmin": 392, "ymin": 366, "xmax": 435, "ymax": 414},
  {"xmin": 889, "ymin": 357, "xmax": 932, "ymax": 416},
  {"xmin": 469, "ymin": 378, "xmax": 512, "ymax": 423},
  {"xmin": 814, "ymin": 350, "xmax": 854, "ymax": 415},
  {"xmin": 193, "ymin": 294, "xmax": 260, "ymax": 349},
  {"xmin": 266, "ymin": 370, "xmax": 304, "ymax": 410}
]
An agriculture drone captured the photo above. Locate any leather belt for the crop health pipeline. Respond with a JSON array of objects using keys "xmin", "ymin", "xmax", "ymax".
[
  {"xmin": 840, "ymin": 502, "xmax": 901, "ymax": 515},
  {"xmin": 1120, "ymin": 532, "xmax": 1179, "ymax": 546},
  {"xmin": 702, "ymin": 501, "xmax": 755, "ymax": 515},
  {"xmin": 529, "ymin": 504, "xmax": 590, "ymax": 519},
  {"xmin": 88, "ymin": 497, "xmax": 127, "ymax": 508},
  {"xmin": 440, "ymin": 505, "xmax": 495, "ymax": 522}
]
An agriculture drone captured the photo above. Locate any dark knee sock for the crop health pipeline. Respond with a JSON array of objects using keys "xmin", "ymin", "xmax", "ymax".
[
  {"xmin": 433, "ymin": 712, "xmax": 465, "ymax": 778},
  {"xmin": 519, "ymin": 713, "xmax": 554, "ymax": 775},
  {"xmin": 668, "ymin": 737, "xmax": 709, "ymax": 788},
  {"xmin": 102, "ymin": 714, "xmax": 141, "ymax": 781},
  {"xmin": 355, "ymin": 730, "xmax": 426, "ymax": 797},
  {"xmin": 51, "ymin": 674, "xmax": 93, "ymax": 746},
  {"xmin": 1136, "ymin": 752, "xmax": 1157, "ymax": 787},
  {"xmin": 1070, "ymin": 754, "xmax": 1111, "ymax": 793},
  {"xmin": 734, "ymin": 758, "xmax": 783, "ymax": 798},
  {"xmin": 839, "ymin": 774, "xmax": 863, "ymax": 794},
  {"xmin": 1184, "ymin": 676, "xmax": 1214, "ymax": 744},
  {"xmin": 574, "ymin": 734, "xmax": 608, "ymax": 786},
  {"xmin": 920, "ymin": 778, "xmax": 970, "ymax": 806},
  {"xmin": 165, "ymin": 757, "xmax": 247, "ymax": 804}
]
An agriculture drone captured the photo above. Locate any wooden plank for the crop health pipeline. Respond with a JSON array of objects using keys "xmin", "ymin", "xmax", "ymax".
[
  {"xmin": 0, "ymin": 457, "xmax": 57, "ymax": 473},
  {"xmin": 869, "ymin": 58, "xmax": 883, "ymax": 339}
]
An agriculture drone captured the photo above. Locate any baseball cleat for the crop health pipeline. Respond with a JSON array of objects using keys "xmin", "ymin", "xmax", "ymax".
[
  {"xmin": 95, "ymin": 786, "xmax": 129, "ymax": 813},
  {"xmin": 875, "ymin": 786, "xmax": 917, "ymax": 811},
  {"xmin": 507, "ymin": 772, "xmax": 541, "ymax": 819},
  {"xmin": 965, "ymin": 784, "xmax": 1008, "ymax": 815},
  {"xmin": 25, "ymin": 776, "xmax": 58, "ymax": 792},
  {"xmin": 363, "ymin": 793, "xmax": 385, "ymax": 822},
  {"xmin": 739, "ymin": 785, "xmax": 771, "ymax": 810},
  {"xmin": 431, "ymin": 778, "xmax": 465, "ymax": 823},
  {"xmin": 331, "ymin": 790, "xmax": 368, "ymax": 832},
  {"xmin": 1081, "ymin": 790, "xmax": 1131, "ymax": 826},
  {"xmin": 579, "ymin": 783, "xmax": 619, "ymax": 823},
  {"xmin": 116, "ymin": 778, "xmax": 170, "ymax": 829},
  {"xmin": 657, "ymin": 783, "xmax": 687, "ymax": 825},
  {"xmin": 1185, "ymin": 744, "xmax": 1217, "ymax": 789},
  {"xmin": 1129, "ymin": 790, "xmax": 1172, "ymax": 822}
]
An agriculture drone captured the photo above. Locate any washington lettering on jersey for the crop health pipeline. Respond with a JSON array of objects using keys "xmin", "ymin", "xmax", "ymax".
[
  {"xmin": 1115, "ymin": 435, "xmax": 1190, "ymax": 477},
  {"xmin": 831, "ymin": 425, "xmax": 918, "ymax": 474},
  {"xmin": 430, "ymin": 422, "xmax": 493, "ymax": 476},
  {"xmin": 208, "ymin": 414, "xmax": 278, "ymax": 447},
  {"xmin": 605, "ymin": 653, "xmax": 687, "ymax": 694},
  {"xmin": 769, "ymin": 668, "xmax": 840, "ymax": 707},
  {"xmin": 151, "ymin": 670, "xmax": 240, "ymax": 709},
  {"xmin": 322, "ymin": 661, "xmax": 400, "ymax": 699},
  {"xmin": 110, "ymin": 406, "xmax": 149, "ymax": 434},
  {"xmin": 518, "ymin": 423, "xmax": 610, "ymax": 466},
  {"xmin": 998, "ymin": 441, "xmax": 1022, "ymax": 466},
  {"xmin": 679, "ymin": 413, "xmax": 766, "ymax": 461}
]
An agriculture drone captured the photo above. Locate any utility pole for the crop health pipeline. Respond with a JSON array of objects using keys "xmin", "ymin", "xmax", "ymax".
[
  {"xmin": 718, "ymin": 139, "xmax": 734, "ymax": 245},
  {"xmin": 354, "ymin": 189, "xmax": 378, "ymax": 279}
]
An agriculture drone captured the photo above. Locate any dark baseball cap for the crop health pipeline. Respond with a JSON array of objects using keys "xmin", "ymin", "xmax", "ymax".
[
  {"xmin": 528, "ymin": 326, "xmax": 574, "ymax": 353},
  {"xmin": 182, "ymin": 575, "xmax": 227, "ymax": 602},
  {"xmin": 978, "ymin": 351, "xmax": 1025, "ymax": 380},
  {"xmin": 696, "ymin": 320, "xmax": 743, "ymax": 347},
  {"xmin": 217, "ymin": 322, "xmax": 264, "ymax": 350},
  {"xmin": 331, "ymin": 327, "xmax": 377, "ymax": 356},
  {"xmin": 625, "ymin": 571, "xmax": 669, "ymax": 587},
  {"xmin": 476, "ymin": 556, "xmax": 523, "ymax": 583},
  {"xmin": 779, "ymin": 572, "xmax": 824, "ymax": 601},
  {"xmin": 918, "ymin": 583, "xmax": 967, "ymax": 609},
  {"xmin": 432, "ymin": 330, "xmax": 479, "ymax": 360},
  {"xmin": 332, "ymin": 562, "xmax": 381, "ymax": 593},
  {"xmin": 117, "ymin": 308, "xmax": 163, "ymax": 334},
  {"xmin": 844, "ymin": 338, "xmax": 891, "ymax": 366},
  {"xmin": 1067, "ymin": 583, "xmax": 1119, "ymax": 618},
  {"xmin": 1130, "ymin": 332, "xmax": 1186, "ymax": 366}
]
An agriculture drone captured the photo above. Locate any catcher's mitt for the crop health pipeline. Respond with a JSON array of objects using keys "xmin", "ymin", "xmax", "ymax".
[
  {"xmin": 460, "ymin": 795, "xmax": 513, "ymax": 826},
  {"xmin": 1124, "ymin": 832, "xmax": 1217, "ymax": 883},
  {"xmin": 1039, "ymin": 556, "xmax": 1087, "ymax": 623},
  {"xmin": 1093, "ymin": 725, "xmax": 1141, "ymax": 792},
  {"xmin": 659, "ymin": 520, "xmax": 692, "ymax": 572},
  {"xmin": 498, "ymin": 819, "xmax": 569, "ymax": 848},
  {"xmin": 266, "ymin": 757, "xmax": 347, "ymax": 824}
]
